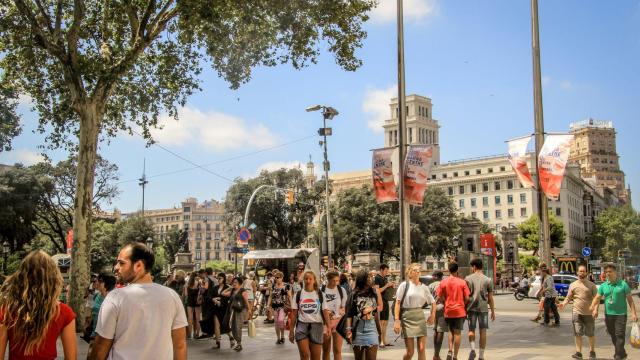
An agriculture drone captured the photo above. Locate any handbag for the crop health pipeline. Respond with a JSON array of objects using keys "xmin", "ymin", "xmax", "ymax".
[
  {"xmin": 196, "ymin": 286, "xmax": 205, "ymax": 306},
  {"xmin": 248, "ymin": 319, "xmax": 257, "ymax": 338}
]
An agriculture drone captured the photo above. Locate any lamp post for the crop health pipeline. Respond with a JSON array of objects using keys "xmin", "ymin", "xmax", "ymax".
[
  {"xmin": 306, "ymin": 105, "xmax": 339, "ymax": 269},
  {"xmin": 507, "ymin": 243, "xmax": 515, "ymax": 282},
  {"xmin": 2, "ymin": 240, "xmax": 9, "ymax": 274},
  {"xmin": 146, "ymin": 236, "xmax": 154, "ymax": 252}
]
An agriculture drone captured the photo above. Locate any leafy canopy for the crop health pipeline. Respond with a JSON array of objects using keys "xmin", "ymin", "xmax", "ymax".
[
  {"xmin": 589, "ymin": 205, "xmax": 640, "ymax": 263},
  {"xmin": 517, "ymin": 213, "xmax": 566, "ymax": 253}
]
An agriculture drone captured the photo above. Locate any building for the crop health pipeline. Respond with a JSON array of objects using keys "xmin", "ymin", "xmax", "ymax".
[
  {"xmin": 569, "ymin": 119, "xmax": 630, "ymax": 204},
  {"xmin": 141, "ymin": 197, "xmax": 230, "ymax": 269}
]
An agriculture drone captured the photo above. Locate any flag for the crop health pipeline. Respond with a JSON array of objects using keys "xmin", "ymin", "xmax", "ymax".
[
  {"xmin": 404, "ymin": 145, "xmax": 433, "ymax": 206},
  {"xmin": 538, "ymin": 134, "xmax": 574, "ymax": 200},
  {"xmin": 507, "ymin": 136, "xmax": 535, "ymax": 188},
  {"xmin": 66, "ymin": 229, "xmax": 73, "ymax": 255},
  {"xmin": 372, "ymin": 148, "xmax": 398, "ymax": 203}
]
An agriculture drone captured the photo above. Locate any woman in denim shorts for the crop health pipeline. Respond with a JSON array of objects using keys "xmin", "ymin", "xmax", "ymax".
[
  {"xmin": 289, "ymin": 270, "xmax": 330, "ymax": 360},
  {"xmin": 346, "ymin": 269, "xmax": 383, "ymax": 360}
]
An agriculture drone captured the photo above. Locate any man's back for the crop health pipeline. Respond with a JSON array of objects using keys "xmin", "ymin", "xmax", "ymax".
[
  {"xmin": 437, "ymin": 276, "xmax": 470, "ymax": 318},
  {"xmin": 96, "ymin": 283, "xmax": 188, "ymax": 360},
  {"xmin": 465, "ymin": 272, "xmax": 493, "ymax": 313}
]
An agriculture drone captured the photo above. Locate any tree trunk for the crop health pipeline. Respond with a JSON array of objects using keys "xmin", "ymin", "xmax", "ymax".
[{"xmin": 69, "ymin": 103, "xmax": 101, "ymax": 330}]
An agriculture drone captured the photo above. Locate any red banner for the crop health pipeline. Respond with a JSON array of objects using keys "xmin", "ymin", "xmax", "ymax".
[
  {"xmin": 507, "ymin": 136, "xmax": 535, "ymax": 188},
  {"xmin": 372, "ymin": 148, "xmax": 398, "ymax": 204},
  {"xmin": 538, "ymin": 134, "xmax": 574, "ymax": 200},
  {"xmin": 66, "ymin": 229, "xmax": 73, "ymax": 255},
  {"xmin": 480, "ymin": 233, "xmax": 496, "ymax": 257},
  {"xmin": 404, "ymin": 145, "xmax": 433, "ymax": 206}
]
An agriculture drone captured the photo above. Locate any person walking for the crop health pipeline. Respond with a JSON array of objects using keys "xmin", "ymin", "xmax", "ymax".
[
  {"xmin": 537, "ymin": 264, "xmax": 560, "ymax": 326},
  {"xmin": 322, "ymin": 270, "xmax": 347, "ymax": 360},
  {"xmin": 437, "ymin": 262, "xmax": 470, "ymax": 360},
  {"xmin": 268, "ymin": 270, "xmax": 290, "ymax": 345},
  {"xmin": 393, "ymin": 263, "xmax": 436, "ymax": 360},
  {"xmin": 87, "ymin": 273, "xmax": 116, "ymax": 354},
  {"xmin": 89, "ymin": 243, "xmax": 187, "ymax": 360},
  {"xmin": 211, "ymin": 272, "xmax": 232, "ymax": 349},
  {"xmin": 559, "ymin": 264, "xmax": 598, "ymax": 359},
  {"xmin": 345, "ymin": 269, "xmax": 383, "ymax": 360},
  {"xmin": 428, "ymin": 270, "xmax": 448, "ymax": 360},
  {"xmin": 591, "ymin": 263, "xmax": 638, "ymax": 360},
  {"xmin": 222, "ymin": 276, "xmax": 252, "ymax": 351},
  {"xmin": 0, "ymin": 250, "xmax": 77, "ymax": 359},
  {"xmin": 198, "ymin": 268, "xmax": 217, "ymax": 339},
  {"xmin": 184, "ymin": 271, "xmax": 203, "ymax": 339},
  {"xmin": 290, "ymin": 270, "xmax": 331, "ymax": 360},
  {"xmin": 374, "ymin": 263, "xmax": 396, "ymax": 348},
  {"xmin": 244, "ymin": 271, "xmax": 258, "ymax": 317},
  {"xmin": 465, "ymin": 258, "xmax": 495, "ymax": 360}
]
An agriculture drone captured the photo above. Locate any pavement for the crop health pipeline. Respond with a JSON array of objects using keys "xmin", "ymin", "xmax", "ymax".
[{"xmin": 63, "ymin": 293, "xmax": 640, "ymax": 360}]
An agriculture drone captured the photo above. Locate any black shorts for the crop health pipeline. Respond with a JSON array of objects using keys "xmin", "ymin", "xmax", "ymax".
[
  {"xmin": 445, "ymin": 317, "xmax": 466, "ymax": 331},
  {"xmin": 379, "ymin": 300, "xmax": 390, "ymax": 321}
]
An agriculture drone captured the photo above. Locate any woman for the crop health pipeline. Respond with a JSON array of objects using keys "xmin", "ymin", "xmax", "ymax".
[
  {"xmin": 0, "ymin": 250, "xmax": 77, "ymax": 359},
  {"xmin": 87, "ymin": 273, "xmax": 116, "ymax": 355},
  {"xmin": 393, "ymin": 263, "xmax": 435, "ymax": 360},
  {"xmin": 243, "ymin": 272, "xmax": 258, "ymax": 316},
  {"xmin": 211, "ymin": 272, "xmax": 232, "ymax": 349},
  {"xmin": 289, "ymin": 270, "xmax": 330, "ymax": 360},
  {"xmin": 223, "ymin": 277, "xmax": 252, "ymax": 351},
  {"xmin": 290, "ymin": 272, "xmax": 302, "ymax": 294},
  {"xmin": 345, "ymin": 269, "xmax": 383, "ymax": 360},
  {"xmin": 184, "ymin": 271, "xmax": 202, "ymax": 339},
  {"xmin": 339, "ymin": 273, "xmax": 352, "ymax": 297},
  {"xmin": 268, "ymin": 270, "xmax": 290, "ymax": 344}
]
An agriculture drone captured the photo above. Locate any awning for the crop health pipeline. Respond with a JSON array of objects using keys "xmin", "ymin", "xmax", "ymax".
[{"xmin": 242, "ymin": 248, "xmax": 317, "ymax": 260}]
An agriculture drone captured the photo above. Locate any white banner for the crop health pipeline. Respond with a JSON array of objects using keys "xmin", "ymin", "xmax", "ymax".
[{"xmin": 507, "ymin": 136, "xmax": 535, "ymax": 188}]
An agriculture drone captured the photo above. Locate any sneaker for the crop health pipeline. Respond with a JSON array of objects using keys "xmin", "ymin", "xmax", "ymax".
[
  {"xmin": 571, "ymin": 352, "xmax": 583, "ymax": 359},
  {"xmin": 446, "ymin": 352, "xmax": 453, "ymax": 360},
  {"xmin": 588, "ymin": 351, "xmax": 596, "ymax": 360},
  {"xmin": 469, "ymin": 350, "xmax": 476, "ymax": 360},
  {"xmin": 233, "ymin": 344, "xmax": 243, "ymax": 352},
  {"xmin": 230, "ymin": 339, "xmax": 237, "ymax": 349}
]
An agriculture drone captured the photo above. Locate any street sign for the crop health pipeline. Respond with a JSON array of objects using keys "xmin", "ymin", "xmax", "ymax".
[
  {"xmin": 582, "ymin": 247, "xmax": 592, "ymax": 257},
  {"xmin": 237, "ymin": 227, "xmax": 251, "ymax": 245},
  {"xmin": 230, "ymin": 246, "xmax": 249, "ymax": 254}
]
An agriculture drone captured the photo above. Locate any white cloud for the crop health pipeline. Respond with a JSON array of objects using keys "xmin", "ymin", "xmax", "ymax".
[
  {"xmin": 150, "ymin": 107, "xmax": 278, "ymax": 152},
  {"xmin": 17, "ymin": 93, "xmax": 33, "ymax": 106},
  {"xmin": 256, "ymin": 161, "xmax": 304, "ymax": 174},
  {"xmin": 542, "ymin": 76, "xmax": 551, "ymax": 86},
  {"xmin": 560, "ymin": 80, "xmax": 573, "ymax": 90},
  {"xmin": 0, "ymin": 149, "xmax": 45, "ymax": 165},
  {"xmin": 362, "ymin": 85, "xmax": 396, "ymax": 132},
  {"xmin": 369, "ymin": 0, "xmax": 438, "ymax": 24}
]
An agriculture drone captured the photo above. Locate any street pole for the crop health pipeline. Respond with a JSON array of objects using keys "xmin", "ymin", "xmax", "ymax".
[
  {"xmin": 322, "ymin": 110, "xmax": 334, "ymax": 268},
  {"xmin": 139, "ymin": 158, "xmax": 149, "ymax": 216},
  {"xmin": 396, "ymin": 0, "xmax": 410, "ymax": 280},
  {"xmin": 530, "ymin": 0, "xmax": 551, "ymax": 266}
]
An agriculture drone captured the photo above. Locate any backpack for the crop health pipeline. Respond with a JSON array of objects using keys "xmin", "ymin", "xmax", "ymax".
[
  {"xmin": 320, "ymin": 284, "xmax": 344, "ymax": 304},
  {"xmin": 398, "ymin": 281, "xmax": 411, "ymax": 316}
]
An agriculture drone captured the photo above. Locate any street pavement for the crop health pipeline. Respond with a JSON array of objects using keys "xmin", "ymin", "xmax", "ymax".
[{"xmin": 66, "ymin": 292, "xmax": 640, "ymax": 360}]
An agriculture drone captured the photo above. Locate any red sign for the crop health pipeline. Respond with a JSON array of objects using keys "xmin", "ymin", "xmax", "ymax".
[
  {"xmin": 404, "ymin": 145, "xmax": 433, "ymax": 206},
  {"xmin": 372, "ymin": 148, "xmax": 398, "ymax": 204},
  {"xmin": 538, "ymin": 134, "xmax": 574, "ymax": 200},
  {"xmin": 480, "ymin": 233, "xmax": 496, "ymax": 257},
  {"xmin": 66, "ymin": 230, "xmax": 73, "ymax": 255},
  {"xmin": 237, "ymin": 227, "xmax": 251, "ymax": 245}
]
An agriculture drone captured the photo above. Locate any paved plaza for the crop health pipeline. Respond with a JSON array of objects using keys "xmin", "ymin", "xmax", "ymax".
[{"xmin": 67, "ymin": 293, "xmax": 640, "ymax": 360}]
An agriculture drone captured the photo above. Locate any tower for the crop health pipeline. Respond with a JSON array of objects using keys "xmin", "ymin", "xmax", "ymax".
[
  {"xmin": 305, "ymin": 155, "xmax": 316, "ymax": 188},
  {"xmin": 382, "ymin": 94, "xmax": 441, "ymax": 166}
]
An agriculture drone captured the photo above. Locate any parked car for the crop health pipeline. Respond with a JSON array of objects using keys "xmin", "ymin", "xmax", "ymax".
[{"xmin": 528, "ymin": 274, "xmax": 581, "ymax": 298}]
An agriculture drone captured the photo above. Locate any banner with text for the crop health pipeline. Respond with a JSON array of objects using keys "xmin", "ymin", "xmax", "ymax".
[
  {"xmin": 538, "ymin": 134, "xmax": 574, "ymax": 200},
  {"xmin": 372, "ymin": 148, "xmax": 398, "ymax": 204},
  {"xmin": 507, "ymin": 136, "xmax": 535, "ymax": 188},
  {"xmin": 404, "ymin": 145, "xmax": 433, "ymax": 206}
]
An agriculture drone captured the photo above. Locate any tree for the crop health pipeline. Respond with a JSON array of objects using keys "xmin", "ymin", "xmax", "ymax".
[
  {"xmin": 517, "ymin": 213, "xmax": 566, "ymax": 254},
  {"xmin": 224, "ymin": 168, "xmax": 320, "ymax": 250},
  {"xmin": 206, "ymin": 260, "xmax": 235, "ymax": 274},
  {"xmin": 0, "ymin": 82, "xmax": 21, "ymax": 152},
  {"xmin": 90, "ymin": 219, "xmax": 118, "ymax": 273},
  {"xmin": 1, "ymin": 0, "xmax": 375, "ymax": 322},
  {"xmin": 31, "ymin": 157, "xmax": 120, "ymax": 253},
  {"xmin": 590, "ymin": 205, "xmax": 640, "ymax": 263}
]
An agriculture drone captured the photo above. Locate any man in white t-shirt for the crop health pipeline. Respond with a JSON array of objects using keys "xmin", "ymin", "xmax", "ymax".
[
  {"xmin": 321, "ymin": 270, "xmax": 347, "ymax": 360},
  {"xmin": 89, "ymin": 243, "xmax": 188, "ymax": 360}
]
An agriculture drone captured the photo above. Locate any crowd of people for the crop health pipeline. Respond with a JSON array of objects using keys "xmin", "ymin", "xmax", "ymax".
[{"xmin": 0, "ymin": 244, "xmax": 637, "ymax": 360}]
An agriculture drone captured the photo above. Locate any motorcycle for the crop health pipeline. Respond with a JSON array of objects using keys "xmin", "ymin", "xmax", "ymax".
[{"xmin": 513, "ymin": 285, "xmax": 535, "ymax": 301}]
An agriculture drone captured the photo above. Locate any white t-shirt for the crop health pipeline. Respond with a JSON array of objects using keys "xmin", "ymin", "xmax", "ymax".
[
  {"xmin": 95, "ymin": 283, "xmax": 188, "ymax": 360},
  {"xmin": 292, "ymin": 289, "xmax": 328, "ymax": 323},
  {"xmin": 395, "ymin": 281, "xmax": 435, "ymax": 309},
  {"xmin": 322, "ymin": 286, "xmax": 347, "ymax": 319}
]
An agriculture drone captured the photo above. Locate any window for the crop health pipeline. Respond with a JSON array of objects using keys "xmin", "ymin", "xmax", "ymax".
[
  {"xmin": 215, "ymin": 223, "xmax": 221, "ymax": 231},
  {"xmin": 459, "ymin": 185, "xmax": 465, "ymax": 194},
  {"xmin": 448, "ymin": 187, "xmax": 454, "ymax": 196},
  {"xmin": 453, "ymin": 172, "xmax": 458, "ymax": 177},
  {"xmin": 494, "ymin": 181, "xmax": 501, "ymax": 191},
  {"xmin": 507, "ymin": 180, "xmax": 514, "ymax": 189},
  {"xmin": 520, "ymin": 193, "xmax": 527, "ymax": 203},
  {"xmin": 183, "ymin": 215, "xmax": 190, "ymax": 220},
  {"xmin": 520, "ymin": 207, "xmax": 527, "ymax": 217},
  {"xmin": 471, "ymin": 212, "xmax": 477, "ymax": 218},
  {"xmin": 215, "ymin": 232, "xmax": 221, "ymax": 240},
  {"xmin": 482, "ymin": 197, "xmax": 489, "ymax": 206},
  {"xmin": 483, "ymin": 211, "xmax": 489, "ymax": 220},
  {"xmin": 556, "ymin": 208, "xmax": 561, "ymax": 216},
  {"xmin": 464, "ymin": 171, "xmax": 470, "ymax": 176},
  {"xmin": 195, "ymin": 241, "xmax": 202, "ymax": 249},
  {"xmin": 409, "ymin": 128, "xmax": 413, "ymax": 143},
  {"xmin": 215, "ymin": 252, "xmax": 220, "ymax": 260},
  {"xmin": 196, "ymin": 223, "xmax": 202, "ymax": 231},
  {"xmin": 183, "ymin": 206, "xmax": 191, "ymax": 213},
  {"xmin": 471, "ymin": 198, "xmax": 477, "ymax": 207},
  {"xmin": 459, "ymin": 199, "xmax": 465, "ymax": 208},
  {"xmin": 206, "ymin": 223, "xmax": 211, "ymax": 231},
  {"xmin": 507, "ymin": 195, "xmax": 514, "ymax": 204},
  {"xmin": 482, "ymin": 183, "xmax": 489, "ymax": 192},
  {"xmin": 195, "ymin": 251, "xmax": 201, "ymax": 260},
  {"xmin": 476, "ymin": 169, "xmax": 481, "ymax": 175},
  {"xmin": 443, "ymin": 173, "xmax": 448, "ymax": 178},
  {"xmin": 206, "ymin": 252, "xmax": 210, "ymax": 260},
  {"xmin": 488, "ymin": 168, "xmax": 494, "ymax": 173},
  {"xmin": 495, "ymin": 210, "xmax": 502, "ymax": 218},
  {"xmin": 495, "ymin": 196, "xmax": 501, "ymax": 205},
  {"xmin": 206, "ymin": 242, "xmax": 211, "ymax": 249},
  {"xmin": 431, "ymin": 175, "xmax": 437, "ymax": 180},
  {"xmin": 500, "ymin": 166, "xmax": 506, "ymax": 171},
  {"xmin": 508, "ymin": 208, "xmax": 514, "ymax": 218},
  {"xmin": 471, "ymin": 184, "xmax": 477, "ymax": 193}
]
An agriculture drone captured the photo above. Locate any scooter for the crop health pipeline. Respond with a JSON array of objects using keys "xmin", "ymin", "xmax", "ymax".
[{"xmin": 513, "ymin": 285, "xmax": 534, "ymax": 301}]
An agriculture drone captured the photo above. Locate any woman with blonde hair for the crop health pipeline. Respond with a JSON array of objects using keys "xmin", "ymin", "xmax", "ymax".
[
  {"xmin": 290, "ymin": 270, "xmax": 330, "ymax": 360},
  {"xmin": 0, "ymin": 250, "xmax": 77, "ymax": 359}
]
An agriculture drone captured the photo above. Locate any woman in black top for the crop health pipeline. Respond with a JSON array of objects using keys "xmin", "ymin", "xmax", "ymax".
[
  {"xmin": 211, "ymin": 272, "xmax": 231, "ymax": 349},
  {"xmin": 346, "ymin": 269, "xmax": 383, "ymax": 360},
  {"xmin": 267, "ymin": 270, "xmax": 290, "ymax": 344}
]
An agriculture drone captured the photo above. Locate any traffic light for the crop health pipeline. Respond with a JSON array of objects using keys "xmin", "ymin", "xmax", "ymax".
[
  {"xmin": 322, "ymin": 256, "xmax": 329, "ymax": 268},
  {"xmin": 286, "ymin": 190, "xmax": 295, "ymax": 205}
]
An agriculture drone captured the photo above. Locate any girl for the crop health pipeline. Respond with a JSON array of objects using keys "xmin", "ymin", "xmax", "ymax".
[
  {"xmin": 345, "ymin": 269, "xmax": 383, "ymax": 360},
  {"xmin": 184, "ymin": 271, "xmax": 202, "ymax": 339},
  {"xmin": 211, "ymin": 272, "xmax": 231, "ymax": 349},
  {"xmin": 289, "ymin": 270, "xmax": 330, "ymax": 360},
  {"xmin": 223, "ymin": 277, "xmax": 252, "ymax": 351}
]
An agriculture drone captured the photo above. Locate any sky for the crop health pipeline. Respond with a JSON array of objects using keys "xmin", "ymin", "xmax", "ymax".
[{"xmin": 2, "ymin": 0, "xmax": 639, "ymax": 213}]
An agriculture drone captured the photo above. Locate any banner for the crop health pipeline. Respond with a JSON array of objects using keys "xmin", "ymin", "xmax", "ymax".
[
  {"xmin": 66, "ymin": 229, "xmax": 73, "ymax": 255},
  {"xmin": 371, "ymin": 148, "xmax": 398, "ymax": 204},
  {"xmin": 538, "ymin": 134, "xmax": 574, "ymax": 200},
  {"xmin": 404, "ymin": 145, "xmax": 433, "ymax": 206},
  {"xmin": 480, "ymin": 233, "xmax": 496, "ymax": 257},
  {"xmin": 506, "ymin": 136, "xmax": 535, "ymax": 188}
]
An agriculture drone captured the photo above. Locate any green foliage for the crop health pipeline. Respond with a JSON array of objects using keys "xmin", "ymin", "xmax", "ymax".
[
  {"xmin": 519, "ymin": 254, "xmax": 540, "ymax": 273},
  {"xmin": 0, "ymin": 81, "xmax": 21, "ymax": 152},
  {"xmin": 590, "ymin": 205, "xmax": 640, "ymax": 263},
  {"xmin": 206, "ymin": 260, "xmax": 235, "ymax": 274},
  {"xmin": 90, "ymin": 220, "xmax": 118, "ymax": 273},
  {"xmin": 224, "ymin": 168, "xmax": 320, "ymax": 249},
  {"xmin": 517, "ymin": 213, "xmax": 566, "ymax": 253}
]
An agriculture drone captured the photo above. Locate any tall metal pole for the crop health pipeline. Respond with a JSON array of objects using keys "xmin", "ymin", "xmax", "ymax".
[
  {"xmin": 397, "ymin": 0, "xmax": 410, "ymax": 280},
  {"xmin": 531, "ymin": 0, "xmax": 551, "ymax": 267},
  {"xmin": 322, "ymin": 113, "xmax": 335, "ymax": 268},
  {"xmin": 139, "ymin": 158, "xmax": 149, "ymax": 216}
]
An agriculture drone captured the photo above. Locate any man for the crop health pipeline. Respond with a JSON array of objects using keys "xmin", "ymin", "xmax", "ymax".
[
  {"xmin": 559, "ymin": 264, "xmax": 598, "ymax": 359},
  {"xmin": 465, "ymin": 259, "xmax": 495, "ymax": 360},
  {"xmin": 89, "ymin": 243, "xmax": 188, "ymax": 360},
  {"xmin": 537, "ymin": 264, "xmax": 560, "ymax": 326},
  {"xmin": 437, "ymin": 262, "xmax": 470, "ymax": 360},
  {"xmin": 374, "ymin": 263, "xmax": 396, "ymax": 347},
  {"xmin": 428, "ymin": 270, "xmax": 448, "ymax": 360},
  {"xmin": 321, "ymin": 270, "xmax": 347, "ymax": 360},
  {"xmin": 591, "ymin": 263, "xmax": 638, "ymax": 360}
]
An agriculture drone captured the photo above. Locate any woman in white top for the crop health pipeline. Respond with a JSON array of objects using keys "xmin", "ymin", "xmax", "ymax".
[
  {"xmin": 243, "ymin": 271, "xmax": 257, "ymax": 315},
  {"xmin": 289, "ymin": 270, "xmax": 330, "ymax": 360},
  {"xmin": 394, "ymin": 263, "xmax": 436, "ymax": 360}
]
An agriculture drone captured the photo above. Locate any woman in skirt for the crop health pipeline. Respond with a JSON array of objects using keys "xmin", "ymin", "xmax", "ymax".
[
  {"xmin": 345, "ymin": 269, "xmax": 383, "ymax": 360},
  {"xmin": 394, "ymin": 263, "xmax": 436, "ymax": 360}
]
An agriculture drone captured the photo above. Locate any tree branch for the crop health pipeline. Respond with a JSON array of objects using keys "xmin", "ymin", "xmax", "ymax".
[
  {"xmin": 123, "ymin": 2, "xmax": 140, "ymax": 45},
  {"xmin": 34, "ymin": 0, "xmax": 54, "ymax": 34},
  {"xmin": 13, "ymin": 0, "xmax": 63, "ymax": 57}
]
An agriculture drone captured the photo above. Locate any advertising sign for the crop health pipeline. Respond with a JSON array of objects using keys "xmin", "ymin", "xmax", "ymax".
[
  {"xmin": 66, "ymin": 229, "xmax": 73, "ymax": 255},
  {"xmin": 557, "ymin": 256, "xmax": 578, "ymax": 275},
  {"xmin": 480, "ymin": 233, "xmax": 496, "ymax": 257},
  {"xmin": 507, "ymin": 136, "xmax": 535, "ymax": 188},
  {"xmin": 404, "ymin": 145, "xmax": 433, "ymax": 206},
  {"xmin": 538, "ymin": 134, "xmax": 574, "ymax": 200},
  {"xmin": 371, "ymin": 148, "xmax": 398, "ymax": 204}
]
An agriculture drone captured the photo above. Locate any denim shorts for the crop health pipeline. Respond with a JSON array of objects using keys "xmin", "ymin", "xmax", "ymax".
[
  {"xmin": 445, "ymin": 317, "xmax": 466, "ymax": 331},
  {"xmin": 467, "ymin": 311, "xmax": 489, "ymax": 330}
]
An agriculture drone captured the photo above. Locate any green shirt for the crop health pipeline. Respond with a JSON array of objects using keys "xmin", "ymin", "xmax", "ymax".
[{"xmin": 597, "ymin": 279, "xmax": 630, "ymax": 315}]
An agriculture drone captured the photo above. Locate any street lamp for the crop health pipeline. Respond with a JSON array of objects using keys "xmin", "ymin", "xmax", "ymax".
[
  {"xmin": 2, "ymin": 240, "xmax": 9, "ymax": 274},
  {"xmin": 306, "ymin": 104, "xmax": 339, "ymax": 268},
  {"xmin": 507, "ymin": 244, "xmax": 515, "ymax": 282},
  {"xmin": 146, "ymin": 236, "xmax": 154, "ymax": 252}
]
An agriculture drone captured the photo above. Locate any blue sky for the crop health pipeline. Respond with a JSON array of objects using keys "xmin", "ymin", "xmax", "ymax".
[{"xmin": 2, "ymin": 0, "xmax": 639, "ymax": 212}]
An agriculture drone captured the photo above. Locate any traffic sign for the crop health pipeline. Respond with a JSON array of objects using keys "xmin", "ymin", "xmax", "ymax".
[
  {"xmin": 230, "ymin": 246, "xmax": 250, "ymax": 254},
  {"xmin": 582, "ymin": 247, "xmax": 592, "ymax": 257},
  {"xmin": 237, "ymin": 227, "xmax": 251, "ymax": 245}
]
